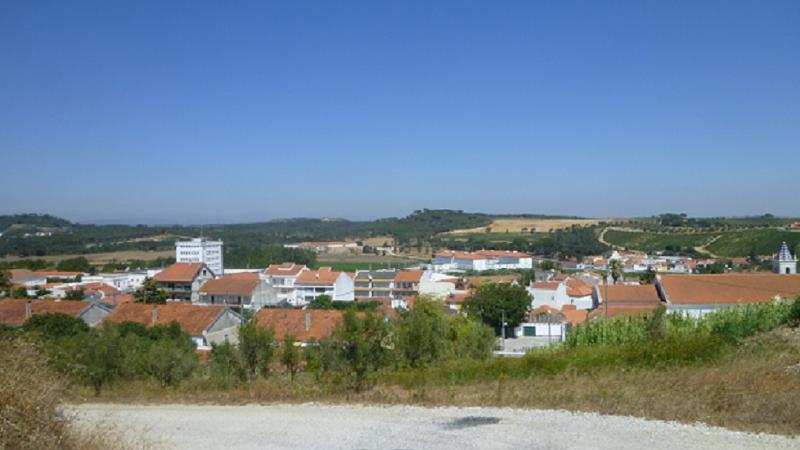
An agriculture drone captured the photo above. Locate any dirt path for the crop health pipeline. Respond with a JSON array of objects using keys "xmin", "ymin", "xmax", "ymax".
[
  {"xmin": 694, "ymin": 235, "xmax": 722, "ymax": 258},
  {"xmin": 72, "ymin": 403, "xmax": 798, "ymax": 450}
]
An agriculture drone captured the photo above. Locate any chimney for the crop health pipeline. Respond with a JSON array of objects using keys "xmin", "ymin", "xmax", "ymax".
[
  {"xmin": 151, "ymin": 305, "xmax": 158, "ymax": 326},
  {"xmin": 304, "ymin": 309, "xmax": 312, "ymax": 332},
  {"xmin": 25, "ymin": 300, "xmax": 32, "ymax": 320}
]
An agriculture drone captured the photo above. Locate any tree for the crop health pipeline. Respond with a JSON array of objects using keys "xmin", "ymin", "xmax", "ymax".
[
  {"xmin": 638, "ymin": 268, "xmax": 656, "ymax": 285},
  {"xmin": 11, "ymin": 286, "xmax": 29, "ymax": 298},
  {"xmin": 22, "ymin": 313, "xmax": 89, "ymax": 340},
  {"xmin": 238, "ymin": 317, "xmax": 275, "ymax": 398},
  {"xmin": 462, "ymin": 282, "xmax": 531, "ymax": 333},
  {"xmin": 134, "ymin": 278, "xmax": 168, "ymax": 304},
  {"xmin": 56, "ymin": 257, "xmax": 93, "ymax": 273},
  {"xmin": 145, "ymin": 339, "xmax": 198, "ymax": 387},
  {"xmin": 308, "ymin": 294, "xmax": 333, "ymax": 310},
  {"xmin": 331, "ymin": 309, "xmax": 394, "ymax": 391},
  {"xmin": 396, "ymin": 296, "xmax": 449, "ymax": 368},
  {"xmin": 58, "ymin": 330, "xmax": 122, "ymax": 395},
  {"xmin": 64, "ymin": 288, "xmax": 85, "ymax": 301},
  {"xmin": 447, "ymin": 316, "xmax": 496, "ymax": 360},
  {"xmin": 279, "ymin": 335, "xmax": 302, "ymax": 383},
  {"xmin": 0, "ymin": 269, "xmax": 11, "ymax": 292},
  {"xmin": 609, "ymin": 259, "xmax": 624, "ymax": 284},
  {"xmin": 209, "ymin": 341, "xmax": 245, "ymax": 386}
]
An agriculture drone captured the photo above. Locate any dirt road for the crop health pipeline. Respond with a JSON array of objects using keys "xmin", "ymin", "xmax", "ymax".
[{"xmin": 72, "ymin": 403, "xmax": 798, "ymax": 450}]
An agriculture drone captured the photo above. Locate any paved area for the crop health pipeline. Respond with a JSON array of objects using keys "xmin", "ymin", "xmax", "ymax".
[{"xmin": 72, "ymin": 403, "xmax": 799, "ymax": 450}]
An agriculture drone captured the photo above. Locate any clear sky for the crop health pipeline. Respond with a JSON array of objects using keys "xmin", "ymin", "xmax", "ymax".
[{"xmin": 1, "ymin": 1, "xmax": 798, "ymax": 224}]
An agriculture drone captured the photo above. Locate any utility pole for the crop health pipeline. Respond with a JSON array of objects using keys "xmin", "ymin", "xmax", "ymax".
[{"xmin": 501, "ymin": 310, "xmax": 506, "ymax": 352}]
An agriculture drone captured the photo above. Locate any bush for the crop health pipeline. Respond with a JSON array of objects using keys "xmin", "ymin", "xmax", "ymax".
[
  {"xmin": 397, "ymin": 296, "xmax": 450, "ymax": 368},
  {"xmin": 22, "ymin": 313, "xmax": 89, "ymax": 340}
]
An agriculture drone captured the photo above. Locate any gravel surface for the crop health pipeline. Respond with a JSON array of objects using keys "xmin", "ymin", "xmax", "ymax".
[{"xmin": 72, "ymin": 403, "xmax": 799, "ymax": 450}]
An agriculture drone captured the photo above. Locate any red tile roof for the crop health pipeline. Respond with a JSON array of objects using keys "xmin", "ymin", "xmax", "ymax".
[
  {"xmin": 566, "ymin": 279, "xmax": 593, "ymax": 297},
  {"xmin": 199, "ymin": 274, "xmax": 260, "ymax": 296},
  {"xmin": 102, "ymin": 303, "xmax": 226, "ymax": 336},
  {"xmin": 264, "ymin": 263, "xmax": 307, "ymax": 277},
  {"xmin": 394, "ymin": 271, "xmax": 424, "ymax": 283},
  {"xmin": 531, "ymin": 282, "xmax": 560, "ymax": 290},
  {"xmin": 255, "ymin": 308, "xmax": 344, "ymax": 341},
  {"xmin": 153, "ymin": 263, "xmax": 208, "ymax": 283},
  {"xmin": 0, "ymin": 299, "xmax": 92, "ymax": 326},
  {"xmin": 295, "ymin": 267, "xmax": 343, "ymax": 286},
  {"xmin": 659, "ymin": 274, "xmax": 800, "ymax": 305}
]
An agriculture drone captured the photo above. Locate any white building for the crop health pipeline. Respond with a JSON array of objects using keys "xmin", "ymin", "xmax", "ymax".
[
  {"xmin": 432, "ymin": 250, "xmax": 533, "ymax": 272},
  {"xmin": 81, "ymin": 271, "xmax": 147, "ymax": 292},
  {"xmin": 262, "ymin": 263, "xmax": 309, "ymax": 304},
  {"xmin": 528, "ymin": 278, "xmax": 594, "ymax": 310},
  {"xmin": 176, "ymin": 238, "xmax": 224, "ymax": 275},
  {"xmin": 293, "ymin": 267, "xmax": 354, "ymax": 305},
  {"xmin": 774, "ymin": 241, "xmax": 797, "ymax": 274}
]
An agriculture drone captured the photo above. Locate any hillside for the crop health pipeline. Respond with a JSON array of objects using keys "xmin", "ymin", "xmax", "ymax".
[{"xmin": 604, "ymin": 228, "xmax": 800, "ymax": 257}]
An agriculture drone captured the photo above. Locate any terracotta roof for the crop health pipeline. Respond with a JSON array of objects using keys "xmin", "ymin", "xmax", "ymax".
[
  {"xmin": 264, "ymin": 263, "xmax": 308, "ymax": 277},
  {"xmin": 446, "ymin": 291, "xmax": 469, "ymax": 304},
  {"xmin": 102, "ymin": 303, "xmax": 226, "ymax": 336},
  {"xmin": 528, "ymin": 304, "xmax": 587, "ymax": 326},
  {"xmin": 436, "ymin": 250, "xmax": 531, "ymax": 260},
  {"xmin": 78, "ymin": 282, "xmax": 120, "ymax": 297},
  {"xmin": 295, "ymin": 267, "xmax": 343, "ymax": 286},
  {"xmin": 199, "ymin": 274, "xmax": 260, "ymax": 296},
  {"xmin": 602, "ymin": 284, "xmax": 661, "ymax": 304},
  {"xmin": 531, "ymin": 282, "xmax": 560, "ymax": 290},
  {"xmin": 153, "ymin": 263, "xmax": 208, "ymax": 283},
  {"xmin": 255, "ymin": 308, "xmax": 344, "ymax": 341},
  {"xmin": 566, "ymin": 280, "xmax": 593, "ymax": 297},
  {"xmin": 9, "ymin": 269, "xmax": 45, "ymax": 283},
  {"xmin": 98, "ymin": 294, "xmax": 135, "ymax": 306},
  {"xmin": 475, "ymin": 250, "xmax": 531, "ymax": 258},
  {"xmin": 394, "ymin": 271, "xmax": 424, "ymax": 283},
  {"xmin": 0, "ymin": 299, "xmax": 92, "ymax": 327},
  {"xmin": 659, "ymin": 274, "xmax": 800, "ymax": 305}
]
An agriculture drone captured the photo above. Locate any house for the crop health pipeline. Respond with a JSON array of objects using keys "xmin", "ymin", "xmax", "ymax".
[
  {"xmin": 197, "ymin": 272, "xmax": 279, "ymax": 310},
  {"xmin": 432, "ymin": 250, "xmax": 532, "ymax": 272},
  {"xmin": 30, "ymin": 271, "xmax": 83, "ymax": 281},
  {"xmin": 294, "ymin": 267, "xmax": 355, "ymax": 305},
  {"xmin": 0, "ymin": 298, "xmax": 109, "ymax": 327},
  {"xmin": 656, "ymin": 273, "xmax": 800, "ymax": 318},
  {"xmin": 263, "ymin": 263, "xmax": 309, "ymax": 304},
  {"xmin": 393, "ymin": 271, "xmax": 427, "ymax": 298},
  {"xmin": 152, "ymin": 262, "xmax": 215, "ymax": 302},
  {"xmin": 515, "ymin": 304, "xmax": 588, "ymax": 341},
  {"xmin": 528, "ymin": 277, "xmax": 594, "ymax": 310},
  {"xmin": 101, "ymin": 303, "xmax": 241, "ymax": 349},
  {"xmin": 9, "ymin": 269, "xmax": 48, "ymax": 288},
  {"xmin": 175, "ymin": 238, "xmax": 224, "ymax": 276},
  {"xmin": 81, "ymin": 271, "xmax": 147, "ymax": 292},
  {"xmin": 590, "ymin": 284, "xmax": 662, "ymax": 320},
  {"xmin": 354, "ymin": 269, "xmax": 398, "ymax": 299},
  {"xmin": 255, "ymin": 308, "xmax": 344, "ymax": 343}
]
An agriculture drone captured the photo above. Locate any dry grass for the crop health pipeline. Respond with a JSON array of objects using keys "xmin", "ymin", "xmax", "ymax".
[
  {"xmin": 68, "ymin": 328, "xmax": 800, "ymax": 436},
  {"xmin": 447, "ymin": 217, "xmax": 601, "ymax": 234},
  {"xmin": 0, "ymin": 338, "xmax": 145, "ymax": 450}
]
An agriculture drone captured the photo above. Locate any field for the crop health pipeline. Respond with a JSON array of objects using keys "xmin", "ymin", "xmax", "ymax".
[
  {"xmin": 446, "ymin": 217, "xmax": 600, "ymax": 234},
  {"xmin": 438, "ymin": 232, "xmax": 549, "ymax": 246},
  {"xmin": 0, "ymin": 250, "xmax": 174, "ymax": 264},
  {"xmin": 316, "ymin": 253, "xmax": 420, "ymax": 271},
  {"xmin": 604, "ymin": 228, "xmax": 800, "ymax": 257}
]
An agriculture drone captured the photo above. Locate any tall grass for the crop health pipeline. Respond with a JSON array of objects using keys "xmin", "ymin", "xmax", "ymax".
[{"xmin": 566, "ymin": 300, "xmax": 795, "ymax": 347}]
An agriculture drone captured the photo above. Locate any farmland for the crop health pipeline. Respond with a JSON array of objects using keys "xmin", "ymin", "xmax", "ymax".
[
  {"xmin": 604, "ymin": 228, "xmax": 800, "ymax": 257},
  {"xmin": 446, "ymin": 217, "xmax": 601, "ymax": 234}
]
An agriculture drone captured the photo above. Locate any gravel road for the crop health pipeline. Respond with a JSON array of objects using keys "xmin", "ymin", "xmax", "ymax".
[{"xmin": 72, "ymin": 403, "xmax": 799, "ymax": 450}]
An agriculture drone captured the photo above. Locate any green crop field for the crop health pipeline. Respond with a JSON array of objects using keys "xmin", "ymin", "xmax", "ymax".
[
  {"xmin": 603, "ymin": 230, "xmax": 716, "ymax": 252},
  {"xmin": 604, "ymin": 228, "xmax": 800, "ymax": 257}
]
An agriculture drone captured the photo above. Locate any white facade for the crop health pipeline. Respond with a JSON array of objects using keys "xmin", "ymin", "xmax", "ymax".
[
  {"xmin": 294, "ymin": 273, "xmax": 354, "ymax": 305},
  {"xmin": 433, "ymin": 251, "xmax": 533, "ymax": 272},
  {"xmin": 528, "ymin": 282, "xmax": 593, "ymax": 310},
  {"xmin": 81, "ymin": 272, "xmax": 147, "ymax": 292},
  {"xmin": 176, "ymin": 238, "xmax": 224, "ymax": 275},
  {"xmin": 774, "ymin": 241, "xmax": 797, "ymax": 274}
]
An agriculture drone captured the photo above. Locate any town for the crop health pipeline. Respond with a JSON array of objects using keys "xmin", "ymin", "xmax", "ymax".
[{"xmin": 3, "ymin": 236, "xmax": 798, "ymax": 354}]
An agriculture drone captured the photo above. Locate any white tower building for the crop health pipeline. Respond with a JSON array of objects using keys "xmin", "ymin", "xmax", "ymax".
[
  {"xmin": 773, "ymin": 241, "xmax": 797, "ymax": 275},
  {"xmin": 176, "ymin": 238, "xmax": 224, "ymax": 276}
]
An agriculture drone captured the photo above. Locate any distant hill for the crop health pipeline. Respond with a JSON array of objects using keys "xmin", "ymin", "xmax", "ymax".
[{"xmin": 0, "ymin": 214, "xmax": 71, "ymax": 232}]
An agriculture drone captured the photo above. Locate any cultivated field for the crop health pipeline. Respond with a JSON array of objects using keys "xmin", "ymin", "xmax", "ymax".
[
  {"xmin": 447, "ymin": 218, "xmax": 600, "ymax": 234},
  {"xmin": 604, "ymin": 228, "xmax": 800, "ymax": 257},
  {"xmin": 0, "ymin": 250, "xmax": 174, "ymax": 264}
]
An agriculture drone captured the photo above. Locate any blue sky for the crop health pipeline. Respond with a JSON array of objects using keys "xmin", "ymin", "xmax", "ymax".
[{"xmin": 1, "ymin": 1, "xmax": 798, "ymax": 224}]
